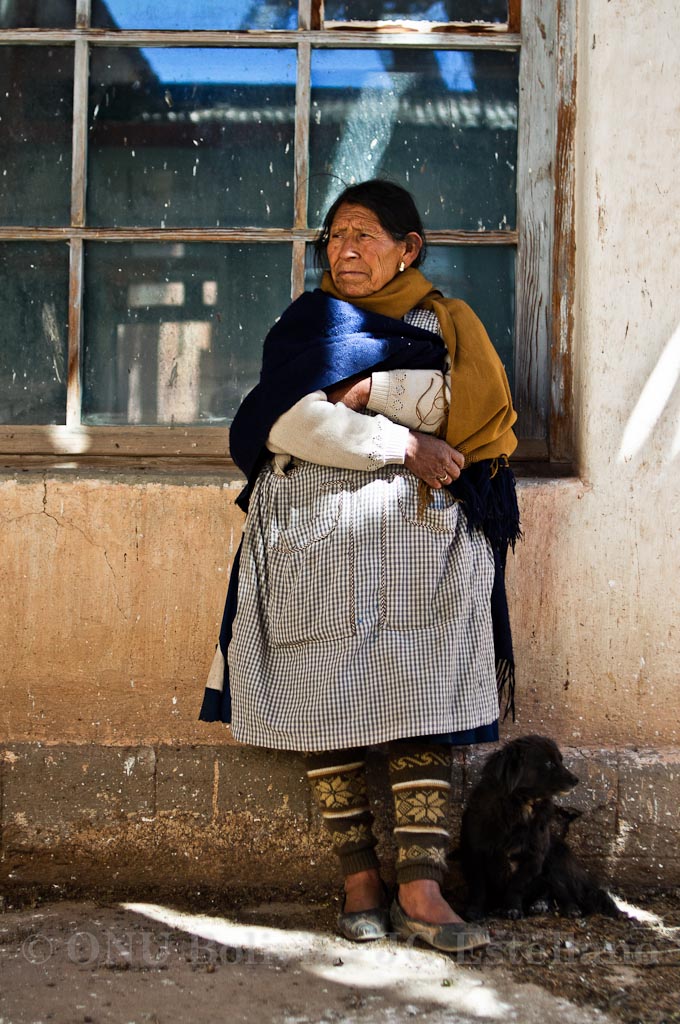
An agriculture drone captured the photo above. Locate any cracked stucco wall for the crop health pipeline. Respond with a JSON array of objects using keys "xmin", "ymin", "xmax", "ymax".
[
  {"xmin": 1, "ymin": 471, "xmax": 242, "ymax": 746},
  {"xmin": 0, "ymin": 472, "xmax": 677, "ymax": 750}
]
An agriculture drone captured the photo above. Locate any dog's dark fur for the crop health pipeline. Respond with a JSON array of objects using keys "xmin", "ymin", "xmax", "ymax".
[{"xmin": 460, "ymin": 735, "xmax": 620, "ymax": 920}]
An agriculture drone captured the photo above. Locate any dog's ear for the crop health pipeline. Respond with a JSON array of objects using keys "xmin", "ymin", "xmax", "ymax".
[{"xmin": 489, "ymin": 745, "xmax": 524, "ymax": 794}]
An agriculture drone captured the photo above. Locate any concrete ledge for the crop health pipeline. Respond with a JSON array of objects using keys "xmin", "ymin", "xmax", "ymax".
[
  {"xmin": 2, "ymin": 745, "xmax": 156, "ymax": 846},
  {"xmin": 1, "ymin": 743, "xmax": 679, "ymax": 893}
]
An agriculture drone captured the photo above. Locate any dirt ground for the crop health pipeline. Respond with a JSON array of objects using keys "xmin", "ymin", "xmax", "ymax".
[{"xmin": 1, "ymin": 884, "xmax": 679, "ymax": 1024}]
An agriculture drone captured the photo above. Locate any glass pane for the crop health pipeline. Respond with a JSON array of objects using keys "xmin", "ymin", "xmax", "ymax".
[
  {"xmin": 87, "ymin": 48, "xmax": 296, "ymax": 228},
  {"xmin": 309, "ymin": 49, "xmax": 517, "ymax": 232},
  {"xmin": 82, "ymin": 242, "xmax": 292, "ymax": 425},
  {"xmin": 0, "ymin": 47, "xmax": 73, "ymax": 226},
  {"xmin": 305, "ymin": 243, "xmax": 515, "ymax": 392},
  {"xmin": 427, "ymin": 245, "xmax": 515, "ymax": 390},
  {"xmin": 0, "ymin": 1, "xmax": 75, "ymax": 27},
  {"xmin": 92, "ymin": 0, "xmax": 297, "ymax": 30},
  {"xmin": 0, "ymin": 243, "xmax": 69, "ymax": 425},
  {"xmin": 325, "ymin": 1, "xmax": 507, "ymax": 23}
]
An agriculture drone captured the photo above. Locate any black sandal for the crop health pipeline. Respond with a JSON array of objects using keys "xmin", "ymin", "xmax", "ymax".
[{"xmin": 390, "ymin": 898, "xmax": 490, "ymax": 953}]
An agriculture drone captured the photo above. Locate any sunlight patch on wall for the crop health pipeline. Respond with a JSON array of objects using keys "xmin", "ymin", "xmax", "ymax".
[{"xmin": 618, "ymin": 322, "xmax": 680, "ymax": 463}]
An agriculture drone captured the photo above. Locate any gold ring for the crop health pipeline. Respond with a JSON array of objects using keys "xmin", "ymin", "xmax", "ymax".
[{"xmin": 437, "ymin": 474, "xmax": 449, "ymax": 483}]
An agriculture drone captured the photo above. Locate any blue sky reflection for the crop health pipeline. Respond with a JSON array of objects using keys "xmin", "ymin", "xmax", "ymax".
[
  {"xmin": 101, "ymin": 0, "xmax": 475, "ymax": 90},
  {"xmin": 99, "ymin": 0, "xmax": 297, "ymax": 31},
  {"xmin": 139, "ymin": 47, "xmax": 297, "ymax": 86},
  {"xmin": 311, "ymin": 51, "xmax": 474, "ymax": 91},
  {"xmin": 139, "ymin": 47, "xmax": 475, "ymax": 92}
]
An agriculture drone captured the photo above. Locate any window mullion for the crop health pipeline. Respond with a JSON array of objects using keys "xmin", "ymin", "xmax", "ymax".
[
  {"xmin": 76, "ymin": 0, "xmax": 91, "ymax": 29},
  {"xmin": 292, "ymin": 39, "xmax": 311, "ymax": 224},
  {"xmin": 292, "ymin": 2, "xmax": 312, "ymax": 297},
  {"xmin": 66, "ymin": 237, "xmax": 83, "ymax": 428},
  {"xmin": 298, "ymin": 0, "xmax": 313, "ymax": 32},
  {"xmin": 291, "ymin": 242, "xmax": 308, "ymax": 298},
  {"xmin": 67, "ymin": 35, "xmax": 89, "ymax": 429},
  {"xmin": 70, "ymin": 38, "xmax": 88, "ymax": 228}
]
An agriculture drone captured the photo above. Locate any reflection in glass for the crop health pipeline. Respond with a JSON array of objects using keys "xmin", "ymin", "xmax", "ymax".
[
  {"xmin": 92, "ymin": 0, "xmax": 297, "ymax": 30},
  {"xmin": 309, "ymin": 48, "xmax": 517, "ymax": 232},
  {"xmin": 0, "ymin": 47, "xmax": 73, "ymax": 225},
  {"xmin": 305, "ymin": 243, "xmax": 515, "ymax": 392},
  {"xmin": 325, "ymin": 1, "xmax": 507, "ymax": 22},
  {"xmin": 427, "ymin": 245, "xmax": 515, "ymax": 390},
  {"xmin": 87, "ymin": 48, "xmax": 296, "ymax": 228},
  {"xmin": 82, "ymin": 242, "xmax": 292, "ymax": 425},
  {"xmin": 0, "ymin": 0, "xmax": 75, "ymax": 27},
  {"xmin": 0, "ymin": 243, "xmax": 69, "ymax": 425}
]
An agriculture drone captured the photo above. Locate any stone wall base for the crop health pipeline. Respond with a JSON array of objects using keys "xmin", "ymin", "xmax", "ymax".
[{"xmin": 1, "ymin": 744, "xmax": 678, "ymax": 896}]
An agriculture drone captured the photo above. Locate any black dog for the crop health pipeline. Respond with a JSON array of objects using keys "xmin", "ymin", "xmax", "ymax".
[{"xmin": 460, "ymin": 735, "xmax": 620, "ymax": 920}]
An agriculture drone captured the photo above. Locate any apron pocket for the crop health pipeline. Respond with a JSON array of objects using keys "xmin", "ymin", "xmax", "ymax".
[
  {"xmin": 267, "ymin": 475, "xmax": 355, "ymax": 646},
  {"xmin": 382, "ymin": 475, "xmax": 474, "ymax": 630}
]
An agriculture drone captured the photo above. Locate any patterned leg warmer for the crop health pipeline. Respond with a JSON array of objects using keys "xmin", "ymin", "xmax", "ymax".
[
  {"xmin": 388, "ymin": 742, "xmax": 453, "ymax": 886},
  {"xmin": 304, "ymin": 748, "xmax": 380, "ymax": 877}
]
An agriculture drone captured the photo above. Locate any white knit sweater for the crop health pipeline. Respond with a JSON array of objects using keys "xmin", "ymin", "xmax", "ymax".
[{"xmin": 267, "ymin": 368, "xmax": 450, "ymax": 473}]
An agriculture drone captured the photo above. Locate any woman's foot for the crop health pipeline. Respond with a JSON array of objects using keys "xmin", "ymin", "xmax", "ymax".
[
  {"xmin": 343, "ymin": 868, "xmax": 385, "ymax": 913},
  {"xmin": 391, "ymin": 880, "xmax": 489, "ymax": 952},
  {"xmin": 397, "ymin": 879, "xmax": 465, "ymax": 924},
  {"xmin": 338, "ymin": 868, "xmax": 390, "ymax": 942}
]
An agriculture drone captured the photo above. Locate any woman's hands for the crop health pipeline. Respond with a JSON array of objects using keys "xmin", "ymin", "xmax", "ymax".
[
  {"xmin": 324, "ymin": 378, "xmax": 463, "ymax": 486},
  {"xmin": 404, "ymin": 431, "xmax": 464, "ymax": 488},
  {"xmin": 325, "ymin": 375, "xmax": 371, "ymax": 411}
]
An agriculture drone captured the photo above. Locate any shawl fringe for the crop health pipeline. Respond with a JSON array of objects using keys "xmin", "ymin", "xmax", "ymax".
[
  {"xmin": 447, "ymin": 457, "xmax": 521, "ymax": 553},
  {"xmin": 495, "ymin": 658, "xmax": 516, "ymax": 724},
  {"xmin": 447, "ymin": 458, "xmax": 521, "ymax": 723}
]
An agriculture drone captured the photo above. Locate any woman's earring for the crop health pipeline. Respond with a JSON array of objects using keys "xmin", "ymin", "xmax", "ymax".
[{"xmin": 399, "ymin": 260, "xmax": 406, "ymax": 273}]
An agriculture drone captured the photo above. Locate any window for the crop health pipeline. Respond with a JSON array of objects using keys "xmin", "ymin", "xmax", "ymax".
[{"xmin": 0, "ymin": 0, "xmax": 575, "ymax": 466}]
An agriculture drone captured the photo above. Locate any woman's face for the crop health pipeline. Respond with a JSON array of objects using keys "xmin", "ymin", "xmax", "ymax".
[{"xmin": 326, "ymin": 203, "xmax": 422, "ymax": 298}]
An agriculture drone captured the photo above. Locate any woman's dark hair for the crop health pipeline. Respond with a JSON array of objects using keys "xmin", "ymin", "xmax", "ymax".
[{"xmin": 313, "ymin": 179, "xmax": 427, "ymax": 271}]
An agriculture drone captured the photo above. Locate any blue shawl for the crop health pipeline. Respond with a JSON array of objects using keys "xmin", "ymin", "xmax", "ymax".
[{"xmin": 229, "ymin": 288, "xmax": 448, "ymax": 507}]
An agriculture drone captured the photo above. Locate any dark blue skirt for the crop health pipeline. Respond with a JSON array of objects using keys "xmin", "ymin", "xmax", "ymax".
[{"xmin": 426, "ymin": 721, "xmax": 499, "ymax": 746}]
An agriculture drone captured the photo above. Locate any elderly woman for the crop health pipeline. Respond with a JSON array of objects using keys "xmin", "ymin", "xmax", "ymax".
[{"xmin": 200, "ymin": 179, "xmax": 519, "ymax": 953}]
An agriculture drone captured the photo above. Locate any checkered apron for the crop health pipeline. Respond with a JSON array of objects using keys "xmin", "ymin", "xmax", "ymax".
[{"xmin": 228, "ymin": 308, "xmax": 498, "ymax": 751}]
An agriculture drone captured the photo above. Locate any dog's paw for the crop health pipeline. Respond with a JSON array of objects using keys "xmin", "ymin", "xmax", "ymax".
[
  {"xmin": 596, "ymin": 892, "xmax": 624, "ymax": 918},
  {"xmin": 527, "ymin": 899, "xmax": 550, "ymax": 916}
]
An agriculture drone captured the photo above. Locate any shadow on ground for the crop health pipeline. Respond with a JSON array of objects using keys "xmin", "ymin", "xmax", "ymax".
[{"xmin": 1, "ymin": 885, "xmax": 679, "ymax": 1024}]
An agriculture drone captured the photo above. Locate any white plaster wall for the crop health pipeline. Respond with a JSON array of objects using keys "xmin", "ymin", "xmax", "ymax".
[{"xmin": 510, "ymin": 1, "xmax": 680, "ymax": 746}]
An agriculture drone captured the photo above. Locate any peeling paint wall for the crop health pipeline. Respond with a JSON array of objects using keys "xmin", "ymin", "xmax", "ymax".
[{"xmin": 1, "ymin": 1, "xmax": 679, "ymax": 885}]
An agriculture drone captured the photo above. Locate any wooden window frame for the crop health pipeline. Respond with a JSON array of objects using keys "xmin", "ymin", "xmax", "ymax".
[{"xmin": 0, "ymin": 0, "xmax": 575, "ymax": 471}]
